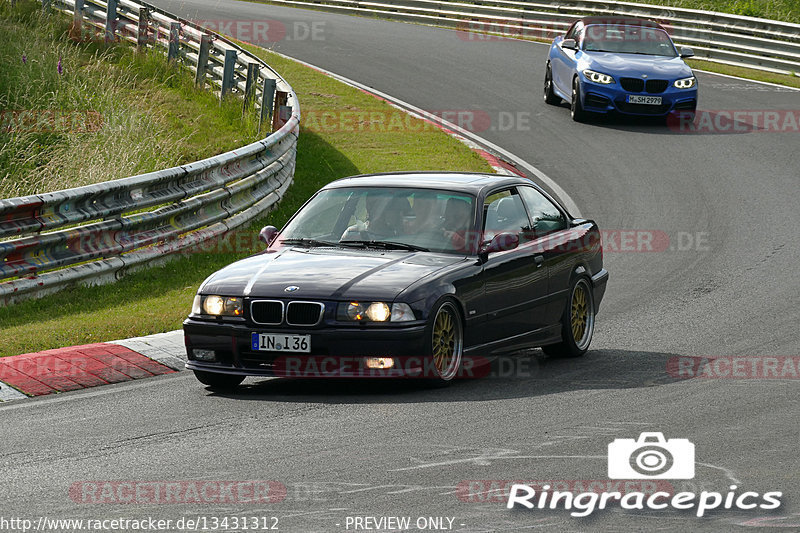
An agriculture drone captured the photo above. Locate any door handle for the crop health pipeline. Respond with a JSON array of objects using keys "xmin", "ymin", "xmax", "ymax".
[{"xmin": 534, "ymin": 255, "xmax": 544, "ymax": 267}]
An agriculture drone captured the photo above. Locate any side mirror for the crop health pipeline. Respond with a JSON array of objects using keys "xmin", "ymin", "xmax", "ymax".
[
  {"xmin": 481, "ymin": 233, "xmax": 519, "ymax": 255},
  {"xmin": 680, "ymin": 47, "xmax": 695, "ymax": 58},
  {"xmin": 561, "ymin": 39, "xmax": 578, "ymax": 51},
  {"xmin": 258, "ymin": 225, "xmax": 278, "ymax": 246}
]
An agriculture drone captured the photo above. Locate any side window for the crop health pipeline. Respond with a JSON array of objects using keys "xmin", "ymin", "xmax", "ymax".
[
  {"xmin": 565, "ymin": 21, "xmax": 582, "ymax": 41},
  {"xmin": 574, "ymin": 26, "xmax": 585, "ymax": 48},
  {"xmin": 482, "ymin": 189, "xmax": 531, "ymax": 243},
  {"xmin": 518, "ymin": 187, "xmax": 567, "ymax": 237}
]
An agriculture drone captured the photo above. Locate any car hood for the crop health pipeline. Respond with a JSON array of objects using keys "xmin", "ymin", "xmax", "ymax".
[
  {"xmin": 582, "ymin": 52, "xmax": 692, "ymax": 79},
  {"xmin": 199, "ymin": 247, "xmax": 466, "ymax": 301}
]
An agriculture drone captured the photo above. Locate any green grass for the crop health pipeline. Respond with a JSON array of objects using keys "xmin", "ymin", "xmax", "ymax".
[
  {"xmin": 0, "ymin": 0, "xmax": 261, "ymax": 198},
  {"xmin": 632, "ymin": 0, "xmax": 799, "ymax": 23},
  {"xmin": 0, "ymin": 30, "xmax": 492, "ymax": 357}
]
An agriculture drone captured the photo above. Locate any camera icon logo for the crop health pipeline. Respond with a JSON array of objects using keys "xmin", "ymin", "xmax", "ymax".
[{"xmin": 608, "ymin": 432, "xmax": 695, "ymax": 479}]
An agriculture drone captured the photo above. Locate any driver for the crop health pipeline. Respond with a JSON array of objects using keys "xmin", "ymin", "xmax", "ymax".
[{"xmin": 341, "ymin": 191, "xmax": 407, "ymax": 240}]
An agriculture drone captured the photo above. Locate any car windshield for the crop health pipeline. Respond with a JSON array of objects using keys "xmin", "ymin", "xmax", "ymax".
[
  {"xmin": 583, "ymin": 24, "xmax": 678, "ymax": 57},
  {"xmin": 279, "ymin": 187, "xmax": 477, "ymax": 254}
]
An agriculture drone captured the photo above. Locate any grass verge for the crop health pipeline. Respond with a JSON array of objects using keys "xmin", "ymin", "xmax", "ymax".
[
  {"xmin": 688, "ymin": 59, "xmax": 800, "ymax": 89},
  {"xmin": 0, "ymin": 25, "xmax": 492, "ymax": 357},
  {"xmin": 0, "ymin": 0, "xmax": 261, "ymax": 198}
]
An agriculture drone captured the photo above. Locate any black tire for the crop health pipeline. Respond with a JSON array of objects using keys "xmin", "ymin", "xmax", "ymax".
[
  {"xmin": 194, "ymin": 370, "xmax": 245, "ymax": 390},
  {"xmin": 542, "ymin": 276, "xmax": 595, "ymax": 358},
  {"xmin": 570, "ymin": 76, "xmax": 589, "ymax": 123},
  {"xmin": 543, "ymin": 64, "xmax": 561, "ymax": 105},
  {"xmin": 423, "ymin": 299, "xmax": 464, "ymax": 385}
]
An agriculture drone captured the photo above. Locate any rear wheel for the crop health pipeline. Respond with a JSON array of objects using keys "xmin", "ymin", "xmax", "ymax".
[
  {"xmin": 542, "ymin": 276, "xmax": 595, "ymax": 358},
  {"xmin": 193, "ymin": 370, "xmax": 244, "ymax": 391},
  {"xmin": 425, "ymin": 300, "xmax": 463, "ymax": 384},
  {"xmin": 570, "ymin": 77, "xmax": 588, "ymax": 123},
  {"xmin": 544, "ymin": 64, "xmax": 560, "ymax": 105}
]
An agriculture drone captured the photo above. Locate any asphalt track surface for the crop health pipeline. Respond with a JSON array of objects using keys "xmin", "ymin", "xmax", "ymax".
[{"xmin": 3, "ymin": 3, "xmax": 799, "ymax": 532}]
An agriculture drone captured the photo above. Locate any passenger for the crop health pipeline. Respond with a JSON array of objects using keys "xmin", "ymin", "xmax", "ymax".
[
  {"xmin": 405, "ymin": 194, "xmax": 440, "ymax": 234},
  {"xmin": 441, "ymin": 197, "xmax": 472, "ymax": 252}
]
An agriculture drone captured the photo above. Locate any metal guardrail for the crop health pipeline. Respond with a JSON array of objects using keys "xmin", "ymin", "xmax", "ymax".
[
  {"xmin": 264, "ymin": 0, "xmax": 800, "ymax": 76},
  {"xmin": 0, "ymin": 0, "xmax": 300, "ymax": 305}
]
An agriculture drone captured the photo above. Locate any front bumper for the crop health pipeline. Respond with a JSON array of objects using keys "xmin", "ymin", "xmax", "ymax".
[
  {"xmin": 183, "ymin": 318, "xmax": 429, "ymax": 378},
  {"xmin": 580, "ymin": 76, "xmax": 697, "ymax": 116}
]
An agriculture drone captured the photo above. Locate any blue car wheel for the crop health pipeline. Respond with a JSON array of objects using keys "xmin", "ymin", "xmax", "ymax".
[{"xmin": 544, "ymin": 63, "xmax": 561, "ymax": 105}]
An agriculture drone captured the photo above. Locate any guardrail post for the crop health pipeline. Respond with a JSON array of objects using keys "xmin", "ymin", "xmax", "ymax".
[
  {"xmin": 168, "ymin": 22, "xmax": 181, "ymax": 62},
  {"xmin": 105, "ymin": 0, "xmax": 117, "ymax": 44},
  {"xmin": 259, "ymin": 78, "xmax": 276, "ymax": 133},
  {"xmin": 70, "ymin": 0, "xmax": 84, "ymax": 41},
  {"xmin": 272, "ymin": 91, "xmax": 288, "ymax": 130},
  {"xmin": 136, "ymin": 7, "xmax": 149, "ymax": 51},
  {"xmin": 243, "ymin": 63, "xmax": 258, "ymax": 113},
  {"xmin": 195, "ymin": 34, "xmax": 211, "ymax": 87},
  {"xmin": 221, "ymin": 49, "xmax": 237, "ymax": 100}
]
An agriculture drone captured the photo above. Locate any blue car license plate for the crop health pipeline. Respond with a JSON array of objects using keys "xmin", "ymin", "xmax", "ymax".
[{"xmin": 627, "ymin": 95, "xmax": 662, "ymax": 105}]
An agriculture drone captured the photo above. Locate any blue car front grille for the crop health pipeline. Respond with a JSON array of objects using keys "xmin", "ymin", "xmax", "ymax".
[
  {"xmin": 621, "ymin": 78, "xmax": 645, "ymax": 92},
  {"xmin": 620, "ymin": 78, "xmax": 668, "ymax": 94},
  {"xmin": 646, "ymin": 80, "xmax": 669, "ymax": 93}
]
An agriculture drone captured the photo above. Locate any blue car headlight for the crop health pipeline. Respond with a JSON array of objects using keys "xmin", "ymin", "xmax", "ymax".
[
  {"xmin": 583, "ymin": 69, "xmax": 615, "ymax": 85},
  {"xmin": 674, "ymin": 76, "xmax": 697, "ymax": 89}
]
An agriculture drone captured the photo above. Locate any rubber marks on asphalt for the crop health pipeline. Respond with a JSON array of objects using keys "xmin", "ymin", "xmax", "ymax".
[{"xmin": 0, "ymin": 343, "xmax": 175, "ymax": 399}]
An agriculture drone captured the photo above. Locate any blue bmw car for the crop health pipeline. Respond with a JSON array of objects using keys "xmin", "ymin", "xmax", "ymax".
[{"xmin": 544, "ymin": 17, "xmax": 698, "ymax": 122}]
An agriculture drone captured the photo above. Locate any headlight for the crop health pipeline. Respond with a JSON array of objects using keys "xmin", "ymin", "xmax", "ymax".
[
  {"xmin": 674, "ymin": 76, "xmax": 696, "ymax": 89},
  {"xmin": 583, "ymin": 69, "xmax": 615, "ymax": 84},
  {"xmin": 338, "ymin": 302, "xmax": 416, "ymax": 322},
  {"xmin": 194, "ymin": 295, "xmax": 243, "ymax": 316}
]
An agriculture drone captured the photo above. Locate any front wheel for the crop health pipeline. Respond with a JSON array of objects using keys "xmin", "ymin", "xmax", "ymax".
[
  {"xmin": 571, "ymin": 77, "xmax": 589, "ymax": 123},
  {"xmin": 542, "ymin": 276, "xmax": 595, "ymax": 358},
  {"xmin": 425, "ymin": 300, "xmax": 464, "ymax": 384},
  {"xmin": 193, "ymin": 370, "xmax": 245, "ymax": 391},
  {"xmin": 543, "ymin": 64, "xmax": 560, "ymax": 105}
]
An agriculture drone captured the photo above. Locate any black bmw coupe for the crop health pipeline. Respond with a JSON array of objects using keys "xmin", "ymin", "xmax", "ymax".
[{"xmin": 184, "ymin": 172, "xmax": 608, "ymax": 388}]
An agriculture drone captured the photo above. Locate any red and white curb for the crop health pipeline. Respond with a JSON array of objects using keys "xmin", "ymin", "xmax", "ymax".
[{"xmin": 0, "ymin": 331, "xmax": 186, "ymax": 402}]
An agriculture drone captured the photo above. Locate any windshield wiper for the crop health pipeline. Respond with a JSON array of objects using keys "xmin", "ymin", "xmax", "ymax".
[
  {"xmin": 339, "ymin": 240, "xmax": 429, "ymax": 252},
  {"xmin": 280, "ymin": 238, "xmax": 338, "ymax": 247}
]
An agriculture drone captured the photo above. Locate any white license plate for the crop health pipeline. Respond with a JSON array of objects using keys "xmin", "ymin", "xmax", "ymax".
[
  {"xmin": 252, "ymin": 333, "xmax": 311, "ymax": 353},
  {"xmin": 627, "ymin": 95, "xmax": 662, "ymax": 105}
]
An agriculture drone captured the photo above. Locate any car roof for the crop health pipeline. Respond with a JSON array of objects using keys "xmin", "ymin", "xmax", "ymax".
[
  {"xmin": 325, "ymin": 171, "xmax": 531, "ymax": 195},
  {"xmin": 578, "ymin": 16, "xmax": 667, "ymax": 30}
]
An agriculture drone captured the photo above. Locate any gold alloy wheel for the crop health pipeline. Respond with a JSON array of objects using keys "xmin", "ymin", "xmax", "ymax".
[
  {"xmin": 570, "ymin": 278, "xmax": 594, "ymax": 351},
  {"xmin": 431, "ymin": 302, "xmax": 463, "ymax": 380}
]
